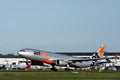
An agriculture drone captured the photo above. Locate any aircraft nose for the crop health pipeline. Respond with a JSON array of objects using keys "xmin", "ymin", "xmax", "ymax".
[
  {"xmin": 18, "ymin": 51, "xmax": 25, "ymax": 56},
  {"xmin": 18, "ymin": 50, "xmax": 34, "ymax": 57}
]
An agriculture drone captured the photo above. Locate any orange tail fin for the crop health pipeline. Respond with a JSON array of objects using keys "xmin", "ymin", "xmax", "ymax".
[
  {"xmin": 97, "ymin": 45, "xmax": 105, "ymax": 58},
  {"xmin": 92, "ymin": 45, "xmax": 105, "ymax": 59}
]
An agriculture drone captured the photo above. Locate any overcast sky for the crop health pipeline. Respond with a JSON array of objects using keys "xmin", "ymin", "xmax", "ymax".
[{"xmin": 0, "ymin": 0, "xmax": 120, "ymax": 54}]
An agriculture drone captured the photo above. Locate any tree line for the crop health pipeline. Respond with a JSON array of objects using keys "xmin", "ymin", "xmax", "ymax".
[{"xmin": 0, "ymin": 54, "xmax": 21, "ymax": 58}]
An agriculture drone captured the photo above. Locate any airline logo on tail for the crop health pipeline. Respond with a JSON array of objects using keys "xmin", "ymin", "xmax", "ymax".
[
  {"xmin": 92, "ymin": 45, "xmax": 105, "ymax": 59},
  {"xmin": 97, "ymin": 45, "xmax": 105, "ymax": 58}
]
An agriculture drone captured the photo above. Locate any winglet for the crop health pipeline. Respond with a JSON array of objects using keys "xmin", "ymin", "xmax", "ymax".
[{"xmin": 97, "ymin": 45, "xmax": 105, "ymax": 58}]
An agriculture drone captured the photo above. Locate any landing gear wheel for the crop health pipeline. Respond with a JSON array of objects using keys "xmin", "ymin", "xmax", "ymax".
[
  {"xmin": 50, "ymin": 68, "xmax": 57, "ymax": 71},
  {"xmin": 65, "ymin": 68, "xmax": 70, "ymax": 71}
]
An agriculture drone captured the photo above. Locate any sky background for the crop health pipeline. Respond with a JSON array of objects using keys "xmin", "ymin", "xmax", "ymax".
[{"xmin": 0, "ymin": 0, "xmax": 120, "ymax": 54}]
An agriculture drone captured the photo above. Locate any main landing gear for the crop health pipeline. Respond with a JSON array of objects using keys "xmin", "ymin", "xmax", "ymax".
[
  {"xmin": 50, "ymin": 64, "xmax": 57, "ymax": 71},
  {"xmin": 50, "ymin": 64, "xmax": 71, "ymax": 71},
  {"xmin": 65, "ymin": 64, "xmax": 70, "ymax": 71}
]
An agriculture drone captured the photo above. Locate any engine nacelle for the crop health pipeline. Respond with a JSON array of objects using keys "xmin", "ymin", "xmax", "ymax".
[
  {"xmin": 56, "ymin": 60, "xmax": 67, "ymax": 66},
  {"xmin": 31, "ymin": 60, "xmax": 44, "ymax": 65}
]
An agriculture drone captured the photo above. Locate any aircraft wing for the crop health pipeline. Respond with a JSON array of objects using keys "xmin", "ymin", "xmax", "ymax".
[{"xmin": 67, "ymin": 57, "xmax": 118, "ymax": 63}]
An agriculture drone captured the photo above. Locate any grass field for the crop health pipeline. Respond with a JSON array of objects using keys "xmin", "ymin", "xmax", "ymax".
[{"xmin": 0, "ymin": 71, "xmax": 120, "ymax": 80}]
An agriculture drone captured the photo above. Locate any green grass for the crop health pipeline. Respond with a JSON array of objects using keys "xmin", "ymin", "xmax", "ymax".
[{"xmin": 0, "ymin": 71, "xmax": 120, "ymax": 80}]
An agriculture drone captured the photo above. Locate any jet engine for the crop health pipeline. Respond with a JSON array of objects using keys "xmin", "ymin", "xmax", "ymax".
[
  {"xmin": 31, "ymin": 60, "xmax": 44, "ymax": 65},
  {"xmin": 56, "ymin": 60, "xmax": 67, "ymax": 66}
]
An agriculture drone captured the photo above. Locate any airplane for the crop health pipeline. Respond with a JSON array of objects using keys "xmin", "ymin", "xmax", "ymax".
[{"xmin": 18, "ymin": 45, "xmax": 106, "ymax": 71}]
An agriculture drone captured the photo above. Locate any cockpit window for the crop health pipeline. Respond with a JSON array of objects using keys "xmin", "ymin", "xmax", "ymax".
[{"xmin": 20, "ymin": 49, "xmax": 25, "ymax": 52}]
